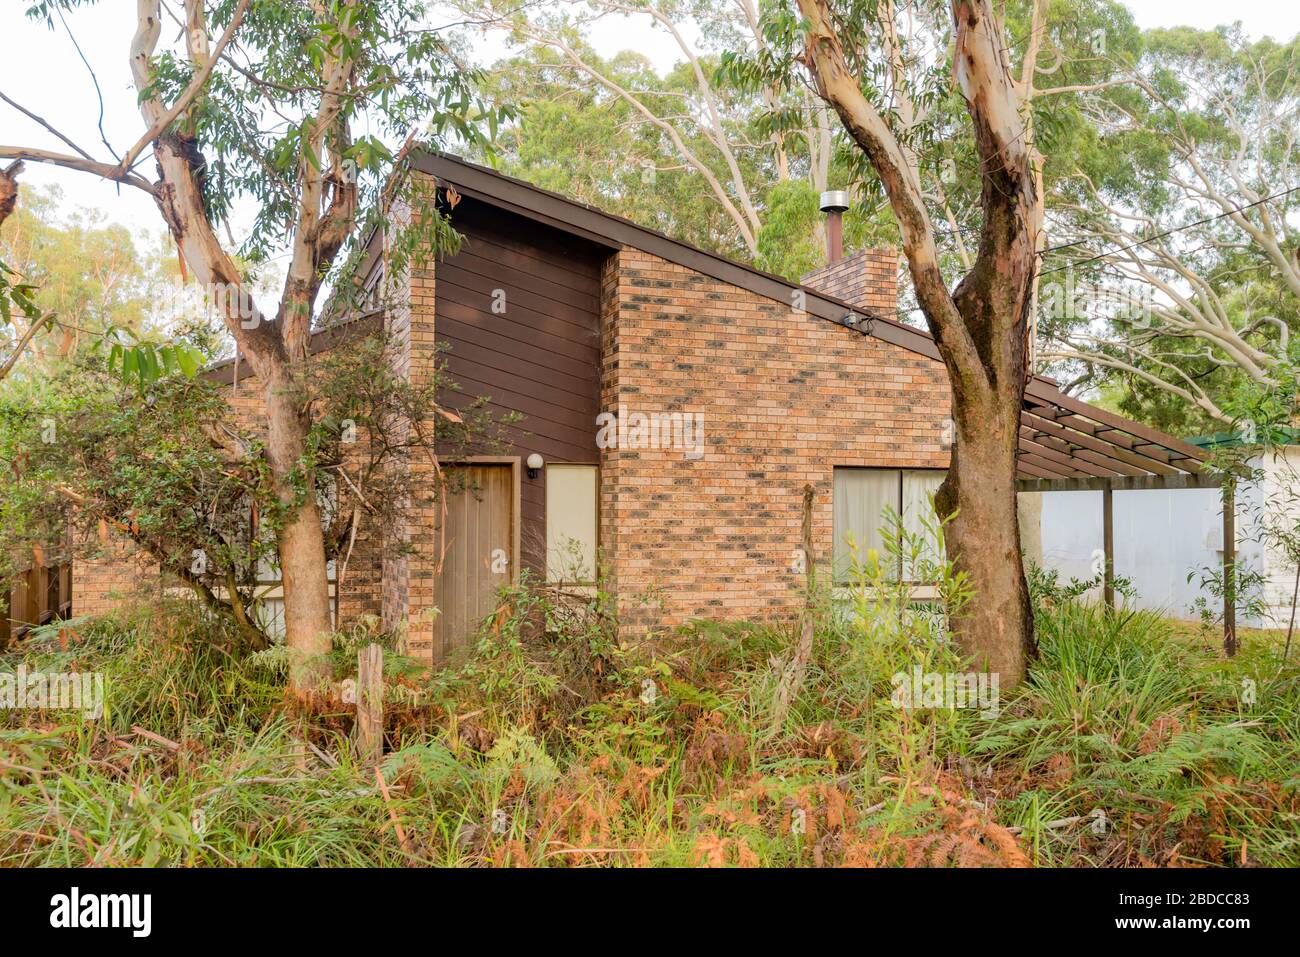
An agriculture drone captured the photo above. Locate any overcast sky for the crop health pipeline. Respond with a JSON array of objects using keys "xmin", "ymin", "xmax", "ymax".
[{"xmin": 3, "ymin": 0, "xmax": 1298, "ymax": 245}]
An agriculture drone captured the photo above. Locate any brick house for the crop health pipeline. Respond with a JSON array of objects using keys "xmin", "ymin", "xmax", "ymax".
[{"xmin": 68, "ymin": 151, "xmax": 1219, "ymax": 663}]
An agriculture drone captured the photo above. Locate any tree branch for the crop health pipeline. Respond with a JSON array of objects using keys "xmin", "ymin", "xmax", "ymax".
[
  {"xmin": 114, "ymin": 0, "xmax": 250, "ymax": 179},
  {"xmin": 795, "ymin": 0, "xmax": 975, "ymax": 377},
  {"xmin": 0, "ymin": 146, "xmax": 157, "ymax": 195},
  {"xmin": 0, "ymin": 313, "xmax": 55, "ymax": 382}
]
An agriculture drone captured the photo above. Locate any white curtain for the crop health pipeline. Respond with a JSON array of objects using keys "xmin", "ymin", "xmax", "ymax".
[
  {"xmin": 833, "ymin": 468, "xmax": 899, "ymax": 580},
  {"xmin": 546, "ymin": 465, "xmax": 599, "ymax": 582},
  {"xmin": 903, "ymin": 470, "xmax": 947, "ymax": 576}
]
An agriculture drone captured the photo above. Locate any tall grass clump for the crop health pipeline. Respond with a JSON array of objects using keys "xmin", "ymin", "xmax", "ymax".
[{"xmin": 979, "ymin": 597, "xmax": 1300, "ymax": 866}]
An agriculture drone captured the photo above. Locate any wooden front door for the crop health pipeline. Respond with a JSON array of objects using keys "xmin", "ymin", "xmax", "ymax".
[{"xmin": 432, "ymin": 464, "xmax": 515, "ymax": 662}]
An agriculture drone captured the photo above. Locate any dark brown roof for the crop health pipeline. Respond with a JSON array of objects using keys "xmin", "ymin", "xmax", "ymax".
[{"xmin": 413, "ymin": 151, "xmax": 941, "ymax": 350}]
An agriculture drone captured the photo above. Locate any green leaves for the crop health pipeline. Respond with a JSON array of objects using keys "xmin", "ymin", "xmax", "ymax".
[
  {"xmin": 107, "ymin": 340, "xmax": 208, "ymax": 392},
  {"xmin": 345, "ymin": 135, "xmax": 393, "ymax": 179},
  {"xmin": 754, "ymin": 180, "xmax": 828, "ymax": 280},
  {"xmin": 0, "ymin": 259, "xmax": 40, "ymax": 327}
]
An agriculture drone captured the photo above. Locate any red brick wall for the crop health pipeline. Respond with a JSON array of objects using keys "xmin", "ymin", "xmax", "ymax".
[
  {"xmin": 380, "ymin": 191, "xmax": 441, "ymax": 660},
  {"xmin": 601, "ymin": 246, "xmax": 949, "ymax": 635},
  {"xmin": 801, "ymin": 247, "xmax": 898, "ymax": 314},
  {"xmin": 598, "ymin": 252, "xmax": 623, "ymax": 606},
  {"xmin": 380, "ymin": 208, "xmax": 413, "ymax": 641},
  {"xmin": 71, "ymin": 530, "xmax": 162, "ymax": 617}
]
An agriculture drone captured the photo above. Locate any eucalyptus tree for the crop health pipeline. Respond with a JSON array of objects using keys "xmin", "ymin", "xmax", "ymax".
[
  {"xmin": 0, "ymin": 182, "xmax": 197, "ymax": 380},
  {"xmin": 1039, "ymin": 27, "xmax": 1300, "ymax": 431},
  {"xmin": 1, "ymin": 0, "xmax": 499, "ymax": 693},
  {"xmin": 0, "ymin": 163, "xmax": 65, "ymax": 383},
  {"xmin": 452, "ymin": 0, "xmax": 851, "ymax": 272},
  {"xmin": 471, "ymin": 43, "xmax": 764, "ymax": 264},
  {"xmin": 794, "ymin": 0, "xmax": 1043, "ymax": 683},
  {"xmin": 714, "ymin": 0, "xmax": 1137, "ymax": 684}
]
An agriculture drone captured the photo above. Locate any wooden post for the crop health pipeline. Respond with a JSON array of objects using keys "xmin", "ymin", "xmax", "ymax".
[
  {"xmin": 1223, "ymin": 479, "xmax": 1237, "ymax": 658},
  {"xmin": 768, "ymin": 485, "xmax": 816, "ymax": 735},
  {"xmin": 0, "ymin": 582, "xmax": 9, "ymax": 650},
  {"xmin": 9, "ymin": 573, "xmax": 28, "ymax": 637},
  {"xmin": 355, "ymin": 643, "xmax": 384, "ymax": 763},
  {"xmin": 1102, "ymin": 483, "xmax": 1115, "ymax": 610},
  {"xmin": 26, "ymin": 566, "xmax": 43, "ymax": 627}
]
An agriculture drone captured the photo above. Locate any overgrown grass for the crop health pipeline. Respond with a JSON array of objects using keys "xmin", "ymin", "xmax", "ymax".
[
  {"xmin": 1, "ymin": 585, "xmax": 1296, "ymax": 867},
  {"xmin": 977, "ymin": 602, "xmax": 1300, "ymax": 865}
]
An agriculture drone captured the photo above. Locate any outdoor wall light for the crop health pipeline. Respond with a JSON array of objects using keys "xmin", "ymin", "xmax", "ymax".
[
  {"xmin": 844, "ymin": 312, "xmax": 874, "ymax": 338},
  {"xmin": 527, "ymin": 453, "xmax": 544, "ymax": 479}
]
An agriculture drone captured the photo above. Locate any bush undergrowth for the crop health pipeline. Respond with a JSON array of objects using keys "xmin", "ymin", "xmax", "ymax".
[{"xmin": 2, "ymin": 571, "xmax": 1296, "ymax": 867}]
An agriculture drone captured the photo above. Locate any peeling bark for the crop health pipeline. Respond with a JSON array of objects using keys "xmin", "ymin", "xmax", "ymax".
[
  {"xmin": 0, "ymin": 160, "xmax": 21, "ymax": 226},
  {"xmin": 129, "ymin": 0, "xmax": 338, "ymax": 693},
  {"xmin": 799, "ymin": 0, "xmax": 1039, "ymax": 684}
]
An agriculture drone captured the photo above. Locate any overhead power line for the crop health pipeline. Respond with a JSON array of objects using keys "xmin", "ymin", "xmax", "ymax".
[
  {"xmin": 882, "ymin": 183, "xmax": 1300, "ymax": 323},
  {"xmin": 1037, "ymin": 184, "xmax": 1300, "ymax": 276}
]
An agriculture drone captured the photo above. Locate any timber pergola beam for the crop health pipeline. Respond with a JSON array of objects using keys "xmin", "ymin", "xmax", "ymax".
[
  {"xmin": 1021, "ymin": 396, "xmax": 1208, "ymax": 475},
  {"xmin": 1015, "ymin": 473, "xmax": 1224, "ymax": 492}
]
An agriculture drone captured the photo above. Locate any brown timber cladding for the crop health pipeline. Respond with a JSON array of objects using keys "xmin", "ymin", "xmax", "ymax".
[
  {"xmin": 434, "ymin": 196, "xmax": 605, "ymax": 575},
  {"xmin": 2, "ymin": 554, "xmax": 73, "ymax": 648}
]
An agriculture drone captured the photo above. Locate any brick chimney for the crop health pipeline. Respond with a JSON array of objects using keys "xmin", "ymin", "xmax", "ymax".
[{"xmin": 801, "ymin": 246, "xmax": 898, "ymax": 315}]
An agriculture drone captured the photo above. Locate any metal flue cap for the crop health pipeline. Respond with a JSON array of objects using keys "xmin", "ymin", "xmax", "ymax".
[{"xmin": 819, "ymin": 189, "xmax": 850, "ymax": 213}]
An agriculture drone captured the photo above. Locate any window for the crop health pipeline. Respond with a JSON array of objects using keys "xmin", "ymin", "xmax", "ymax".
[
  {"xmin": 249, "ymin": 481, "xmax": 338, "ymax": 638},
  {"xmin": 832, "ymin": 468, "xmax": 946, "ymax": 581},
  {"xmin": 546, "ymin": 465, "xmax": 598, "ymax": 583}
]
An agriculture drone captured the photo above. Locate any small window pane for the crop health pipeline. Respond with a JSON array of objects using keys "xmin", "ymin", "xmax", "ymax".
[
  {"xmin": 546, "ymin": 465, "xmax": 598, "ymax": 582},
  {"xmin": 903, "ymin": 470, "xmax": 947, "ymax": 576},
  {"xmin": 833, "ymin": 468, "xmax": 899, "ymax": 580}
]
